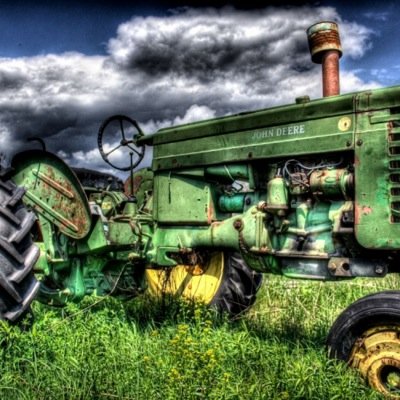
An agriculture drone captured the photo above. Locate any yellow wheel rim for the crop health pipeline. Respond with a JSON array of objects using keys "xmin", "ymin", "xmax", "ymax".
[
  {"xmin": 145, "ymin": 252, "xmax": 225, "ymax": 305},
  {"xmin": 350, "ymin": 326, "xmax": 400, "ymax": 398}
]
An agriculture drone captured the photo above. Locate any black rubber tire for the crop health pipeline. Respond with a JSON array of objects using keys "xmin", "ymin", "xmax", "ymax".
[
  {"xmin": 211, "ymin": 252, "xmax": 263, "ymax": 317},
  {"xmin": 0, "ymin": 174, "xmax": 40, "ymax": 322},
  {"xmin": 327, "ymin": 291, "xmax": 400, "ymax": 361}
]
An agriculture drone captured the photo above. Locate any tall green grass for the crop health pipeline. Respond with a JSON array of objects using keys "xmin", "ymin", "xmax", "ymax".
[{"xmin": 1, "ymin": 274, "xmax": 398, "ymax": 399}]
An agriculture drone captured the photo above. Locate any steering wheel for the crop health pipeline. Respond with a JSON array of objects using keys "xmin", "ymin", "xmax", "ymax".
[{"xmin": 97, "ymin": 115, "xmax": 145, "ymax": 171}]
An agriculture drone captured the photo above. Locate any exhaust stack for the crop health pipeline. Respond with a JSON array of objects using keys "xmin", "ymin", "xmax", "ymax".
[{"xmin": 307, "ymin": 22, "xmax": 342, "ymax": 97}]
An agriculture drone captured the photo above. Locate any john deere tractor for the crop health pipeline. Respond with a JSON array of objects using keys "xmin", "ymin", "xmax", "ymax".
[{"xmin": 4, "ymin": 21, "xmax": 400, "ymax": 397}]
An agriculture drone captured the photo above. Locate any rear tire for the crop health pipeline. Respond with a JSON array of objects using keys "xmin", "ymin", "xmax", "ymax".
[
  {"xmin": 0, "ymin": 174, "xmax": 40, "ymax": 322},
  {"xmin": 211, "ymin": 252, "xmax": 262, "ymax": 317},
  {"xmin": 146, "ymin": 251, "xmax": 262, "ymax": 318}
]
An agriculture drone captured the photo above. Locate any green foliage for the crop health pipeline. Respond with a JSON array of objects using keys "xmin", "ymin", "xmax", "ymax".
[{"xmin": 0, "ymin": 275, "xmax": 397, "ymax": 399}]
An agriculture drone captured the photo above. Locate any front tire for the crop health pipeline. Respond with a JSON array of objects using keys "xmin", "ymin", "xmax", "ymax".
[
  {"xmin": 145, "ymin": 252, "xmax": 262, "ymax": 318},
  {"xmin": 0, "ymin": 174, "xmax": 40, "ymax": 322},
  {"xmin": 327, "ymin": 291, "xmax": 400, "ymax": 398}
]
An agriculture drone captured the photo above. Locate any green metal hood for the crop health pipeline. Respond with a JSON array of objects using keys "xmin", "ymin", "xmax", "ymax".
[{"xmin": 138, "ymin": 86, "xmax": 400, "ymax": 171}]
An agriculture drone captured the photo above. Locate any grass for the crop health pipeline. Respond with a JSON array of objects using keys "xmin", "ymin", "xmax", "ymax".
[{"xmin": 1, "ymin": 274, "xmax": 399, "ymax": 399}]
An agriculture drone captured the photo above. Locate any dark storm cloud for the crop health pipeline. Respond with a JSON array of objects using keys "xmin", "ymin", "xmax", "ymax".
[
  {"xmin": 109, "ymin": 7, "xmax": 316, "ymax": 83},
  {"xmin": 0, "ymin": 7, "xmax": 377, "ymax": 176},
  {"xmin": 109, "ymin": 7, "xmax": 372, "ymax": 83},
  {"xmin": 0, "ymin": 70, "xmax": 27, "ymax": 90},
  {"xmin": 1, "ymin": 105, "xmax": 78, "ymax": 139}
]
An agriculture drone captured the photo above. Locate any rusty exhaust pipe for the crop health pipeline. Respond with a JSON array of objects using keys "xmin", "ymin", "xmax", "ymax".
[{"xmin": 307, "ymin": 21, "xmax": 342, "ymax": 97}]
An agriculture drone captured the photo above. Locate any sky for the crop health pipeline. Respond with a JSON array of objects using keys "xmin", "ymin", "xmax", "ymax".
[{"xmin": 0, "ymin": 0, "xmax": 397, "ymax": 177}]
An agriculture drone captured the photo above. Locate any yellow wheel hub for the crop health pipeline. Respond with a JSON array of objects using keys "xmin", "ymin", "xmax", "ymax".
[
  {"xmin": 145, "ymin": 252, "xmax": 225, "ymax": 305},
  {"xmin": 350, "ymin": 326, "xmax": 400, "ymax": 398}
]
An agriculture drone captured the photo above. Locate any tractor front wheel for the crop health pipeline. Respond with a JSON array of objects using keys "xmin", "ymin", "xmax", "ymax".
[
  {"xmin": 327, "ymin": 291, "xmax": 400, "ymax": 398},
  {"xmin": 145, "ymin": 252, "xmax": 262, "ymax": 318},
  {"xmin": 0, "ymin": 174, "xmax": 40, "ymax": 322}
]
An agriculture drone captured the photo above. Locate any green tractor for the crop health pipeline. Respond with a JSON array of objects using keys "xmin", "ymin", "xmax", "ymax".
[{"xmin": 4, "ymin": 21, "xmax": 400, "ymax": 397}]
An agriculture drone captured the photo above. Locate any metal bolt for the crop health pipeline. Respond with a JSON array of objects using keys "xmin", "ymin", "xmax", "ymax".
[
  {"xmin": 233, "ymin": 219, "xmax": 243, "ymax": 230},
  {"xmin": 356, "ymin": 139, "xmax": 363, "ymax": 146}
]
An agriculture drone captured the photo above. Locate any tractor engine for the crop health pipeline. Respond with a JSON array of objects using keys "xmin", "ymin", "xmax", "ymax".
[
  {"xmin": 141, "ymin": 155, "xmax": 388, "ymax": 282},
  {"xmin": 247, "ymin": 159, "xmax": 360, "ymax": 279}
]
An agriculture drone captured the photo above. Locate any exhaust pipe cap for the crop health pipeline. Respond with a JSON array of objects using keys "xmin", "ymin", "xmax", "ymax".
[{"xmin": 307, "ymin": 21, "xmax": 342, "ymax": 64}]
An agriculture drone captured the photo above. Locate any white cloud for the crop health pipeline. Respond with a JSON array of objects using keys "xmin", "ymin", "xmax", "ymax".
[
  {"xmin": 172, "ymin": 104, "xmax": 216, "ymax": 125},
  {"xmin": 340, "ymin": 71, "xmax": 380, "ymax": 93},
  {"xmin": 363, "ymin": 11, "xmax": 389, "ymax": 22},
  {"xmin": 338, "ymin": 22, "xmax": 374, "ymax": 59},
  {"xmin": 141, "ymin": 104, "xmax": 217, "ymax": 133}
]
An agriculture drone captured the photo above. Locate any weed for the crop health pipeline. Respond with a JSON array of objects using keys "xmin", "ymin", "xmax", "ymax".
[{"xmin": 0, "ymin": 274, "xmax": 395, "ymax": 399}]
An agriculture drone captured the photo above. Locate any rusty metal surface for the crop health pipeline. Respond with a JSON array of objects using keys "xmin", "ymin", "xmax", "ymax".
[
  {"xmin": 322, "ymin": 50, "xmax": 340, "ymax": 96},
  {"xmin": 307, "ymin": 21, "xmax": 342, "ymax": 97},
  {"xmin": 124, "ymin": 174, "xmax": 143, "ymax": 197},
  {"xmin": 350, "ymin": 327, "xmax": 400, "ymax": 398},
  {"xmin": 11, "ymin": 150, "xmax": 91, "ymax": 239},
  {"xmin": 354, "ymin": 106, "xmax": 400, "ymax": 249},
  {"xmin": 307, "ymin": 21, "xmax": 342, "ymax": 63}
]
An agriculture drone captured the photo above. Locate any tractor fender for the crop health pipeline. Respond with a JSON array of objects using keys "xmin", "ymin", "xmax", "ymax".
[{"xmin": 11, "ymin": 150, "xmax": 91, "ymax": 239}]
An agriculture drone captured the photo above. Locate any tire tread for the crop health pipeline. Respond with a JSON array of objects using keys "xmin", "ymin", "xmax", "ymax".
[
  {"xmin": 211, "ymin": 252, "xmax": 262, "ymax": 317},
  {"xmin": 0, "ymin": 176, "xmax": 39, "ymax": 322},
  {"xmin": 327, "ymin": 290, "xmax": 400, "ymax": 361}
]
